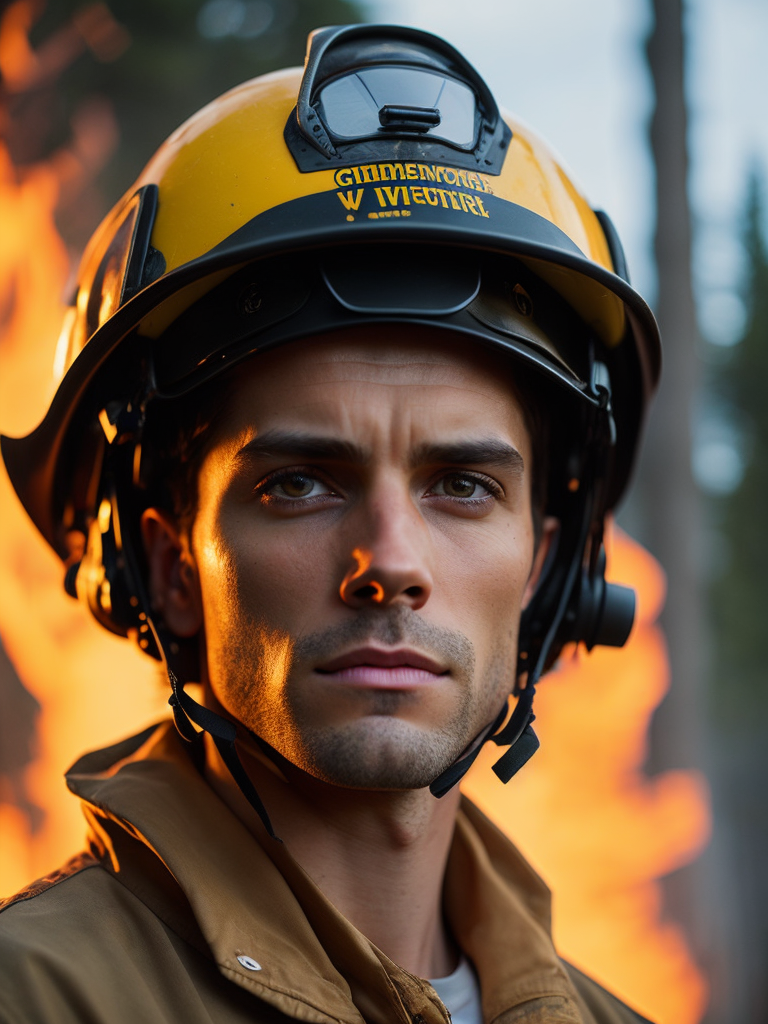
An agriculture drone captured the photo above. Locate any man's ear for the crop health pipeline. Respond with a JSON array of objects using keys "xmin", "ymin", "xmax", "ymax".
[
  {"xmin": 141, "ymin": 509, "xmax": 203, "ymax": 637},
  {"xmin": 522, "ymin": 516, "xmax": 559, "ymax": 608}
]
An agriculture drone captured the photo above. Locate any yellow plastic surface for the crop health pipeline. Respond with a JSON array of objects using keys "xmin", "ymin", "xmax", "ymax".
[{"xmin": 62, "ymin": 65, "xmax": 629, "ymax": 381}]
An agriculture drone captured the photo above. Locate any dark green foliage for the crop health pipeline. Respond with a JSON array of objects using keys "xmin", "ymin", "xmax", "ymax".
[
  {"xmin": 15, "ymin": 0, "xmax": 362, "ymax": 242},
  {"xmin": 710, "ymin": 176, "xmax": 768, "ymax": 724}
]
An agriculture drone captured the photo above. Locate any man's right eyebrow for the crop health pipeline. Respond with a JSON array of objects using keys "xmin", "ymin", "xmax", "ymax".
[{"xmin": 234, "ymin": 430, "xmax": 370, "ymax": 465}]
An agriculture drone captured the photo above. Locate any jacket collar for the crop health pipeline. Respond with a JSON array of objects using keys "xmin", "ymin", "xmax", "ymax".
[{"xmin": 67, "ymin": 722, "xmax": 581, "ymax": 1024}]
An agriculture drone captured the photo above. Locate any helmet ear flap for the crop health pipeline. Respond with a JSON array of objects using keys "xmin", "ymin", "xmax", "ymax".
[
  {"xmin": 64, "ymin": 487, "xmax": 162, "ymax": 661},
  {"xmin": 565, "ymin": 547, "xmax": 636, "ymax": 650},
  {"xmin": 64, "ymin": 478, "xmax": 202, "ymax": 679},
  {"xmin": 517, "ymin": 535, "xmax": 636, "ymax": 680},
  {"xmin": 71, "ymin": 493, "xmax": 132, "ymax": 634}
]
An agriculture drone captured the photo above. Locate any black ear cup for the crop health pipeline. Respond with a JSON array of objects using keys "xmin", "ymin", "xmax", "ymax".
[
  {"xmin": 63, "ymin": 492, "xmax": 140, "ymax": 638},
  {"xmin": 62, "ymin": 473, "xmax": 160, "ymax": 652},
  {"xmin": 64, "ymin": 479, "xmax": 203, "ymax": 672},
  {"xmin": 563, "ymin": 548, "xmax": 636, "ymax": 651},
  {"xmin": 591, "ymin": 581, "xmax": 636, "ymax": 648}
]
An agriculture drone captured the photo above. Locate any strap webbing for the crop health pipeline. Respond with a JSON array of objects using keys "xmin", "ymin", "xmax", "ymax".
[
  {"xmin": 491, "ymin": 724, "xmax": 540, "ymax": 783},
  {"xmin": 429, "ymin": 703, "xmax": 508, "ymax": 799},
  {"xmin": 489, "ymin": 680, "xmax": 539, "ymax": 783},
  {"xmin": 168, "ymin": 670, "xmax": 281, "ymax": 841},
  {"xmin": 429, "ymin": 679, "xmax": 540, "ymax": 798}
]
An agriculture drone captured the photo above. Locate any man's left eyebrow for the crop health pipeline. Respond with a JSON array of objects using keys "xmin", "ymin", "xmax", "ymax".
[{"xmin": 411, "ymin": 439, "xmax": 525, "ymax": 473}]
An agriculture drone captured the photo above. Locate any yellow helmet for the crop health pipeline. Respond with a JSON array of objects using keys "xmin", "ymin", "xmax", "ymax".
[{"xmin": 1, "ymin": 26, "xmax": 660, "ymax": 796}]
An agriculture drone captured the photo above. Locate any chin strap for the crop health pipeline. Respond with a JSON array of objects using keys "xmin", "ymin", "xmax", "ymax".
[
  {"xmin": 428, "ymin": 456, "xmax": 599, "ymax": 800},
  {"xmin": 488, "ymin": 682, "xmax": 540, "ymax": 783},
  {"xmin": 428, "ymin": 679, "xmax": 539, "ymax": 799},
  {"xmin": 428, "ymin": 703, "xmax": 508, "ymax": 799},
  {"xmin": 167, "ymin": 669, "xmax": 282, "ymax": 841},
  {"xmin": 167, "ymin": 637, "xmax": 538, "ymax": 813}
]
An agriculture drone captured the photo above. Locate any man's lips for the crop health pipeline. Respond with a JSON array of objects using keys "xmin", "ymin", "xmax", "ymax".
[{"xmin": 314, "ymin": 647, "xmax": 448, "ymax": 689}]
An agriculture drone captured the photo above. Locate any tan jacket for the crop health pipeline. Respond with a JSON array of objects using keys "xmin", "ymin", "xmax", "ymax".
[{"xmin": 0, "ymin": 723, "xmax": 651, "ymax": 1024}]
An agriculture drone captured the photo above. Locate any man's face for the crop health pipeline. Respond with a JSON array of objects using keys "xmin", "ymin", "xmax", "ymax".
[{"xmin": 187, "ymin": 327, "xmax": 543, "ymax": 790}]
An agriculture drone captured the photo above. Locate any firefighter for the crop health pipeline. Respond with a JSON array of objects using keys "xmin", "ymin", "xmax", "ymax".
[{"xmin": 0, "ymin": 25, "xmax": 659, "ymax": 1024}]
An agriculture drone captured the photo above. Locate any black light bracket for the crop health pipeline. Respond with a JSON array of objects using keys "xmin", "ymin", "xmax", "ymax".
[
  {"xmin": 594, "ymin": 208, "xmax": 631, "ymax": 285},
  {"xmin": 285, "ymin": 24, "xmax": 512, "ymax": 174}
]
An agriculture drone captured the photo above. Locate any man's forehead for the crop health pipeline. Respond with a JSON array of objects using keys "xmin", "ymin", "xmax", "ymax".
[
  {"xmin": 230, "ymin": 326, "xmax": 527, "ymax": 401},
  {"xmin": 217, "ymin": 327, "xmax": 532, "ymax": 446},
  {"xmin": 214, "ymin": 327, "xmax": 528, "ymax": 423}
]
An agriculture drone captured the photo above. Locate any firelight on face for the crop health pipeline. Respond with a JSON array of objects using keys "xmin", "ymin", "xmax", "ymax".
[{"xmin": 162, "ymin": 327, "xmax": 550, "ymax": 789}]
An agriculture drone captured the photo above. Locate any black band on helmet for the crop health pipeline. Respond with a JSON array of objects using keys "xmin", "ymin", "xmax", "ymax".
[{"xmin": 145, "ymin": 248, "xmax": 593, "ymax": 399}]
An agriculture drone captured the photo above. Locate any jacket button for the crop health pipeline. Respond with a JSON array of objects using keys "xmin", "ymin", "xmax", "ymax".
[{"xmin": 237, "ymin": 955, "xmax": 262, "ymax": 971}]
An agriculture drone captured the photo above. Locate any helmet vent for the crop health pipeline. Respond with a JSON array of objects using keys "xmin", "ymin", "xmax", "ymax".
[{"xmin": 322, "ymin": 245, "xmax": 480, "ymax": 316}]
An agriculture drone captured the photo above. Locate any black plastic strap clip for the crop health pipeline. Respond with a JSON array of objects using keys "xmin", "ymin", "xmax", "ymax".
[
  {"xmin": 379, "ymin": 105, "xmax": 441, "ymax": 132},
  {"xmin": 489, "ymin": 683, "xmax": 540, "ymax": 783}
]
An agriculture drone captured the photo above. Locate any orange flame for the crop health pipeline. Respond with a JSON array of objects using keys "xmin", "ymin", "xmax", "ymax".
[
  {"xmin": 0, "ymin": 7, "xmax": 711, "ymax": 1021},
  {"xmin": 0, "ymin": 0, "xmax": 165, "ymax": 898}
]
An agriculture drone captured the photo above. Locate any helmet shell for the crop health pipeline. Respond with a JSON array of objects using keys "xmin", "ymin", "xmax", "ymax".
[{"xmin": 2, "ymin": 25, "xmax": 660, "ymax": 571}]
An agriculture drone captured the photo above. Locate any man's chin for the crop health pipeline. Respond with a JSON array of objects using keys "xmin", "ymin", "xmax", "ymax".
[{"xmin": 291, "ymin": 716, "xmax": 469, "ymax": 791}]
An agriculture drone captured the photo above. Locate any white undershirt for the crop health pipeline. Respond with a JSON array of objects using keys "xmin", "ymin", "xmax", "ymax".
[{"xmin": 429, "ymin": 956, "xmax": 483, "ymax": 1024}]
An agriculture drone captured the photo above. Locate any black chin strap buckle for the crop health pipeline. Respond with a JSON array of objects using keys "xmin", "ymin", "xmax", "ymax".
[
  {"xmin": 428, "ymin": 674, "xmax": 543, "ymax": 799},
  {"xmin": 168, "ymin": 677, "xmax": 199, "ymax": 744},
  {"xmin": 428, "ymin": 679, "xmax": 541, "ymax": 799},
  {"xmin": 485, "ymin": 678, "xmax": 540, "ymax": 784}
]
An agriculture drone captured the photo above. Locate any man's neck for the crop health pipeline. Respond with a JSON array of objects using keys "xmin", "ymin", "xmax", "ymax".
[{"xmin": 204, "ymin": 734, "xmax": 462, "ymax": 979}]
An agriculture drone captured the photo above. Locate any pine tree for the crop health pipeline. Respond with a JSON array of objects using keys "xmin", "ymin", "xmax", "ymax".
[
  {"xmin": 10, "ymin": 0, "xmax": 363, "ymax": 249},
  {"xmin": 711, "ymin": 177, "xmax": 768, "ymax": 723},
  {"xmin": 706, "ymin": 177, "xmax": 768, "ymax": 1018}
]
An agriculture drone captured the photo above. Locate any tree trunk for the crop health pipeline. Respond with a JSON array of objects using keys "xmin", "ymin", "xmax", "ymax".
[
  {"xmin": 642, "ymin": 0, "xmax": 701, "ymax": 772},
  {"xmin": 636, "ymin": 0, "xmax": 721, "ymax": 1017}
]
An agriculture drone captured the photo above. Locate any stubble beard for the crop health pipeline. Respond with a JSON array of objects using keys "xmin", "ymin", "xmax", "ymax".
[{"xmin": 213, "ymin": 605, "xmax": 517, "ymax": 791}]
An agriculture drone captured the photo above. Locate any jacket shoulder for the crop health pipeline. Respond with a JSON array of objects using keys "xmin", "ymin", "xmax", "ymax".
[
  {"xmin": 562, "ymin": 961, "xmax": 656, "ymax": 1024},
  {"xmin": 0, "ymin": 851, "xmax": 289, "ymax": 1024},
  {"xmin": 0, "ymin": 850, "xmax": 98, "ymax": 913}
]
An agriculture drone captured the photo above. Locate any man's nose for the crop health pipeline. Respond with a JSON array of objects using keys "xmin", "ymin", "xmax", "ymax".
[{"xmin": 339, "ymin": 493, "xmax": 433, "ymax": 611}]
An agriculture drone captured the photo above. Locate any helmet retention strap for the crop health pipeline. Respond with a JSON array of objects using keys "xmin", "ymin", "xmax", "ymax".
[
  {"xmin": 164, "ymin": 662, "xmax": 281, "ymax": 842},
  {"xmin": 429, "ymin": 702, "xmax": 509, "ymax": 799},
  {"xmin": 429, "ymin": 422, "xmax": 604, "ymax": 799},
  {"xmin": 111, "ymin": 448, "xmax": 282, "ymax": 843},
  {"xmin": 489, "ymin": 682, "xmax": 539, "ymax": 783}
]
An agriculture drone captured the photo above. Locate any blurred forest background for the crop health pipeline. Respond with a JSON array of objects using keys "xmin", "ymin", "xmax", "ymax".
[{"xmin": 0, "ymin": 0, "xmax": 766, "ymax": 1021}]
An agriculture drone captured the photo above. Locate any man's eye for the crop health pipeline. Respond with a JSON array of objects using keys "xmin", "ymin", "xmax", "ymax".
[
  {"xmin": 262, "ymin": 472, "xmax": 333, "ymax": 500},
  {"xmin": 431, "ymin": 473, "xmax": 494, "ymax": 499}
]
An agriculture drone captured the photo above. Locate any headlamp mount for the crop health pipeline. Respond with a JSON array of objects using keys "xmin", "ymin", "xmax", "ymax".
[{"xmin": 285, "ymin": 24, "xmax": 512, "ymax": 174}]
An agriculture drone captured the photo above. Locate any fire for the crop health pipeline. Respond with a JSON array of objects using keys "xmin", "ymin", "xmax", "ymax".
[
  {"xmin": 0, "ymin": 7, "xmax": 711, "ymax": 1022},
  {"xmin": 0, "ymin": 0, "xmax": 166, "ymax": 898},
  {"xmin": 0, "ymin": 116, "xmax": 167, "ymax": 890}
]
